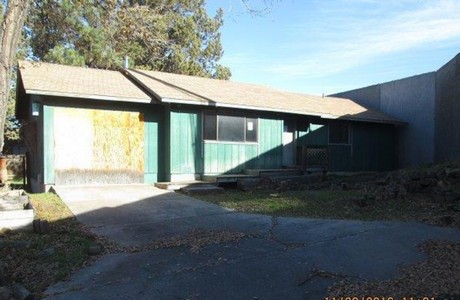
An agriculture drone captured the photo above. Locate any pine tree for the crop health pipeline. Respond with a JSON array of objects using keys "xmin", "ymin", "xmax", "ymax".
[{"xmin": 27, "ymin": 0, "xmax": 231, "ymax": 79}]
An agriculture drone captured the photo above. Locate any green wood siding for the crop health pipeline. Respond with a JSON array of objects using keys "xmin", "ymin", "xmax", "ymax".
[
  {"xmin": 297, "ymin": 121, "xmax": 396, "ymax": 172},
  {"xmin": 169, "ymin": 110, "xmax": 203, "ymax": 175},
  {"xmin": 202, "ymin": 117, "xmax": 282, "ymax": 174},
  {"xmin": 296, "ymin": 121, "xmax": 396, "ymax": 171},
  {"xmin": 144, "ymin": 112, "xmax": 159, "ymax": 183},
  {"xmin": 204, "ymin": 142, "xmax": 258, "ymax": 174},
  {"xmin": 297, "ymin": 123, "xmax": 328, "ymax": 146},
  {"xmin": 350, "ymin": 123, "xmax": 395, "ymax": 171},
  {"xmin": 169, "ymin": 110, "xmax": 283, "ymax": 176},
  {"xmin": 258, "ymin": 118, "xmax": 283, "ymax": 169},
  {"xmin": 43, "ymin": 105, "xmax": 55, "ymax": 184},
  {"xmin": 329, "ymin": 123, "xmax": 395, "ymax": 171}
]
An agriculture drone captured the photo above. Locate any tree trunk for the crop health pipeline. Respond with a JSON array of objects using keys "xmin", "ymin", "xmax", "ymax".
[{"xmin": 0, "ymin": 0, "xmax": 31, "ymax": 153}]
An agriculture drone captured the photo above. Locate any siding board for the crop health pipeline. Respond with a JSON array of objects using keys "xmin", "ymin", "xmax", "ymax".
[
  {"xmin": 258, "ymin": 118, "xmax": 283, "ymax": 169},
  {"xmin": 169, "ymin": 110, "xmax": 203, "ymax": 176},
  {"xmin": 43, "ymin": 106, "xmax": 55, "ymax": 184},
  {"xmin": 144, "ymin": 112, "xmax": 159, "ymax": 183}
]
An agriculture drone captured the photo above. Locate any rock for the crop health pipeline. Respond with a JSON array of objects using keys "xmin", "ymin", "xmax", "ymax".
[
  {"xmin": 446, "ymin": 168, "xmax": 460, "ymax": 179},
  {"xmin": 404, "ymin": 181, "xmax": 421, "ymax": 193},
  {"xmin": 352, "ymin": 197, "xmax": 367, "ymax": 207},
  {"xmin": 88, "ymin": 244, "xmax": 102, "ymax": 256},
  {"xmin": 436, "ymin": 168, "xmax": 448, "ymax": 180},
  {"xmin": 438, "ymin": 215, "xmax": 453, "ymax": 226},
  {"xmin": 420, "ymin": 178, "xmax": 436, "ymax": 188},
  {"xmin": 434, "ymin": 180, "xmax": 452, "ymax": 195},
  {"xmin": 375, "ymin": 179, "xmax": 387, "ymax": 186},
  {"xmin": 453, "ymin": 200, "xmax": 460, "ymax": 212},
  {"xmin": 12, "ymin": 284, "xmax": 33, "ymax": 300},
  {"xmin": 408, "ymin": 170, "xmax": 422, "ymax": 181},
  {"xmin": 38, "ymin": 247, "xmax": 55, "ymax": 257},
  {"xmin": 0, "ymin": 287, "xmax": 12, "ymax": 300},
  {"xmin": 237, "ymin": 178, "xmax": 263, "ymax": 191},
  {"xmin": 445, "ymin": 192, "xmax": 460, "ymax": 202},
  {"xmin": 422, "ymin": 170, "xmax": 437, "ymax": 179},
  {"xmin": 386, "ymin": 184, "xmax": 400, "ymax": 199}
]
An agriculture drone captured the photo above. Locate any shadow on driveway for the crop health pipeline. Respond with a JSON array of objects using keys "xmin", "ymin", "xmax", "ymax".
[{"xmin": 45, "ymin": 185, "xmax": 460, "ymax": 299}]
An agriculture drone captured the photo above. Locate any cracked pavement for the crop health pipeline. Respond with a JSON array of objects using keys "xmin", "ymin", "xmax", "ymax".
[{"xmin": 46, "ymin": 185, "xmax": 460, "ymax": 299}]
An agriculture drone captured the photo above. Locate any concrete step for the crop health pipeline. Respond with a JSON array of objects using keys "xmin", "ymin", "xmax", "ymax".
[
  {"xmin": 179, "ymin": 184, "xmax": 224, "ymax": 196},
  {"xmin": 244, "ymin": 168, "xmax": 303, "ymax": 177},
  {"xmin": 202, "ymin": 174, "xmax": 258, "ymax": 183},
  {"xmin": 155, "ymin": 181, "xmax": 214, "ymax": 191},
  {"xmin": 305, "ymin": 167, "xmax": 327, "ymax": 174},
  {"xmin": 282, "ymin": 165, "xmax": 302, "ymax": 169}
]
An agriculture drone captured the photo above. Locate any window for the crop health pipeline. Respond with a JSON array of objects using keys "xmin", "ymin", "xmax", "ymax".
[
  {"xmin": 203, "ymin": 113, "xmax": 217, "ymax": 140},
  {"xmin": 204, "ymin": 112, "xmax": 258, "ymax": 142},
  {"xmin": 218, "ymin": 115, "xmax": 245, "ymax": 142},
  {"xmin": 246, "ymin": 118, "xmax": 258, "ymax": 142},
  {"xmin": 329, "ymin": 123, "xmax": 350, "ymax": 144}
]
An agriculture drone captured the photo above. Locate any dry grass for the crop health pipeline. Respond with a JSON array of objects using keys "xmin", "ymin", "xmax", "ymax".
[
  {"xmin": 0, "ymin": 193, "xmax": 96, "ymax": 298},
  {"xmin": 196, "ymin": 188, "xmax": 460, "ymax": 226}
]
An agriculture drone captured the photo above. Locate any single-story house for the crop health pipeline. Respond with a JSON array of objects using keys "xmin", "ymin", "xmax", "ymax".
[{"xmin": 16, "ymin": 61, "xmax": 403, "ymax": 192}]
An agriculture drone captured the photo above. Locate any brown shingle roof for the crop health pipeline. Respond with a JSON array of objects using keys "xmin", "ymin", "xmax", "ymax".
[
  {"xmin": 18, "ymin": 61, "xmax": 402, "ymax": 124},
  {"xmin": 18, "ymin": 61, "xmax": 152, "ymax": 103},
  {"xmin": 127, "ymin": 69, "xmax": 403, "ymax": 124}
]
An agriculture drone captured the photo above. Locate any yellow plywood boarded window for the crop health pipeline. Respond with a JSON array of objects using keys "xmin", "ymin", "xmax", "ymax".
[
  {"xmin": 91, "ymin": 110, "xmax": 144, "ymax": 172},
  {"xmin": 53, "ymin": 107, "xmax": 144, "ymax": 184}
]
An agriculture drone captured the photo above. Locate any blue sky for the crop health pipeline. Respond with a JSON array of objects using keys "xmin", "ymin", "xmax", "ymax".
[{"xmin": 206, "ymin": 0, "xmax": 460, "ymax": 95}]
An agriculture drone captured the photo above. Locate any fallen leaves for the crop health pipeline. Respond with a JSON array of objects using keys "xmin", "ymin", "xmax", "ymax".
[
  {"xmin": 328, "ymin": 240, "xmax": 460, "ymax": 297},
  {"xmin": 88, "ymin": 227, "xmax": 250, "ymax": 255}
]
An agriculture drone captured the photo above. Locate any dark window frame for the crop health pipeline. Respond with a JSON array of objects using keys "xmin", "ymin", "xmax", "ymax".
[{"xmin": 203, "ymin": 111, "xmax": 259, "ymax": 143}]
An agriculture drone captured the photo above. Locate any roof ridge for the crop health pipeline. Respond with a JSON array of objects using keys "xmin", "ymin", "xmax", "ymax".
[
  {"xmin": 127, "ymin": 69, "xmax": 213, "ymax": 104},
  {"xmin": 18, "ymin": 60, "xmax": 122, "ymax": 74}
]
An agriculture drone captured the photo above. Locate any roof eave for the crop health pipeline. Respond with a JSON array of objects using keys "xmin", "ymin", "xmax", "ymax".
[
  {"xmin": 161, "ymin": 97, "xmax": 404, "ymax": 125},
  {"xmin": 25, "ymin": 89, "xmax": 154, "ymax": 104}
]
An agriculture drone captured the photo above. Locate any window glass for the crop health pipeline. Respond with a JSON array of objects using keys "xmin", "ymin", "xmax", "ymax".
[
  {"xmin": 246, "ymin": 118, "xmax": 258, "ymax": 142},
  {"xmin": 203, "ymin": 112, "xmax": 217, "ymax": 140},
  {"xmin": 218, "ymin": 115, "xmax": 245, "ymax": 142},
  {"xmin": 329, "ymin": 123, "xmax": 350, "ymax": 144}
]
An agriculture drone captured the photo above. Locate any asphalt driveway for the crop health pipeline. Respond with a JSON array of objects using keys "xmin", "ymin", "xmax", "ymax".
[{"xmin": 46, "ymin": 185, "xmax": 460, "ymax": 299}]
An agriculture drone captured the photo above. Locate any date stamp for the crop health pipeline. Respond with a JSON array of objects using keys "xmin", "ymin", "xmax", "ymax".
[{"xmin": 324, "ymin": 297, "xmax": 436, "ymax": 300}]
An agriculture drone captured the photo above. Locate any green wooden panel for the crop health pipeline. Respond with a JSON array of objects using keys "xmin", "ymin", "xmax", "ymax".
[
  {"xmin": 258, "ymin": 118, "xmax": 283, "ymax": 169},
  {"xmin": 329, "ymin": 145, "xmax": 353, "ymax": 171},
  {"xmin": 169, "ymin": 110, "xmax": 203, "ymax": 175},
  {"xmin": 297, "ymin": 123, "xmax": 328, "ymax": 146},
  {"xmin": 329, "ymin": 123, "xmax": 396, "ymax": 172},
  {"xmin": 351, "ymin": 123, "xmax": 396, "ymax": 171},
  {"xmin": 144, "ymin": 112, "xmax": 159, "ymax": 183},
  {"xmin": 43, "ymin": 105, "xmax": 55, "ymax": 184},
  {"xmin": 203, "ymin": 142, "xmax": 258, "ymax": 174},
  {"xmin": 245, "ymin": 145, "xmax": 258, "ymax": 169}
]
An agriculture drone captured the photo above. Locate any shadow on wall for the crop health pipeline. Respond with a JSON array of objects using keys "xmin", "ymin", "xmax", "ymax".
[{"xmin": 201, "ymin": 143, "xmax": 284, "ymax": 176}]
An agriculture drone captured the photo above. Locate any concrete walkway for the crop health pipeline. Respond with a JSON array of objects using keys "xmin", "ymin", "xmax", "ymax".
[{"xmin": 46, "ymin": 185, "xmax": 460, "ymax": 299}]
